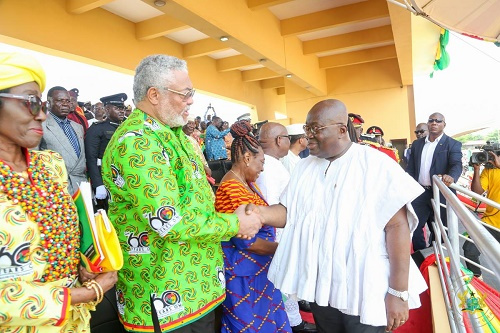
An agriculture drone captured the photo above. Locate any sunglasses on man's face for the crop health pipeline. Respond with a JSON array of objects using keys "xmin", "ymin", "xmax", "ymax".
[
  {"xmin": 428, "ymin": 118, "xmax": 444, "ymax": 124},
  {"xmin": 414, "ymin": 130, "xmax": 426, "ymax": 134},
  {"xmin": 0, "ymin": 93, "xmax": 47, "ymax": 116}
]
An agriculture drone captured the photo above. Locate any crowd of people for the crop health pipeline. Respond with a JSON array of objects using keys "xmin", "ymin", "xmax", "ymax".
[{"xmin": 1, "ymin": 50, "xmax": 498, "ymax": 333}]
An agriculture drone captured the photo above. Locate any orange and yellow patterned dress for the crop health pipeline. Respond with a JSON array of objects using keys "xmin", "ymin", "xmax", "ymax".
[
  {"xmin": 0, "ymin": 150, "xmax": 92, "ymax": 332},
  {"xmin": 215, "ymin": 179, "xmax": 291, "ymax": 333}
]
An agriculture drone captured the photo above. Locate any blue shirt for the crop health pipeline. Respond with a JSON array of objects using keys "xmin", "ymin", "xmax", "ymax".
[{"xmin": 205, "ymin": 125, "xmax": 230, "ymax": 160}]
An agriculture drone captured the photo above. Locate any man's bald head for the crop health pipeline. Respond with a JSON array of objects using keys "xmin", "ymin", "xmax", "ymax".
[
  {"xmin": 308, "ymin": 99, "xmax": 349, "ymax": 126},
  {"xmin": 429, "ymin": 112, "xmax": 445, "ymax": 122},
  {"xmin": 305, "ymin": 99, "xmax": 351, "ymax": 160},
  {"xmin": 259, "ymin": 122, "xmax": 286, "ymax": 140},
  {"xmin": 258, "ymin": 122, "xmax": 290, "ymax": 159}
]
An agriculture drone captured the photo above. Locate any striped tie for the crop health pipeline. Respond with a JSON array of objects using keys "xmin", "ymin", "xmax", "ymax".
[{"xmin": 59, "ymin": 120, "xmax": 81, "ymax": 157}]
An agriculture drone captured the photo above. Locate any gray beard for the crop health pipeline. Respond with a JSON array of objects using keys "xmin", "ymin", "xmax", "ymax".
[{"xmin": 166, "ymin": 114, "xmax": 187, "ymax": 128}]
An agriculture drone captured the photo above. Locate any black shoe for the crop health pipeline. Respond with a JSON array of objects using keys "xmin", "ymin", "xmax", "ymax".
[
  {"xmin": 292, "ymin": 320, "xmax": 317, "ymax": 333},
  {"xmin": 298, "ymin": 300, "xmax": 312, "ymax": 312}
]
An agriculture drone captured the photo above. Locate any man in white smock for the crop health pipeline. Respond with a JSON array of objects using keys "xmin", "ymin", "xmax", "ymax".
[{"xmin": 251, "ymin": 99, "xmax": 427, "ymax": 333}]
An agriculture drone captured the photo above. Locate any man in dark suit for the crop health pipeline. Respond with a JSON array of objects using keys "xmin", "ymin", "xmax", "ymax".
[
  {"xmin": 406, "ymin": 112, "xmax": 462, "ymax": 251},
  {"xmin": 39, "ymin": 86, "xmax": 86, "ymax": 195}
]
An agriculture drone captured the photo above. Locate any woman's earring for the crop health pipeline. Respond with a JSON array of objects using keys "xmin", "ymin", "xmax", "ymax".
[{"xmin": 246, "ymin": 163, "xmax": 249, "ymax": 167}]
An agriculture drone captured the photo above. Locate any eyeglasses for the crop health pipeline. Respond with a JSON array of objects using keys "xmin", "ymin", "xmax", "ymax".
[
  {"xmin": 414, "ymin": 130, "xmax": 426, "ymax": 134},
  {"xmin": 303, "ymin": 123, "xmax": 345, "ymax": 135},
  {"xmin": 276, "ymin": 135, "xmax": 290, "ymax": 140},
  {"xmin": 428, "ymin": 118, "xmax": 444, "ymax": 124},
  {"xmin": 0, "ymin": 93, "xmax": 47, "ymax": 116},
  {"xmin": 164, "ymin": 87, "xmax": 196, "ymax": 101}
]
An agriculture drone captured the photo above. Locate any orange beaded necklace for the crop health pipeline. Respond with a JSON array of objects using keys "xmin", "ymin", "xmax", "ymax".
[{"xmin": 0, "ymin": 150, "xmax": 80, "ymax": 282}]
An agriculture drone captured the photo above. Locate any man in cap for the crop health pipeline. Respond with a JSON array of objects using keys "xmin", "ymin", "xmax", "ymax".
[
  {"xmin": 281, "ymin": 123, "xmax": 308, "ymax": 174},
  {"xmin": 85, "ymin": 93, "xmax": 127, "ymax": 210},
  {"xmin": 67, "ymin": 88, "xmax": 89, "ymax": 133},
  {"xmin": 366, "ymin": 126, "xmax": 385, "ymax": 145},
  {"xmin": 237, "ymin": 112, "xmax": 252, "ymax": 123},
  {"xmin": 363, "ymin": 125, "xmax": 400, "ymax": 162},
  {"xmin": 348, "ymin": 113, "xmax": 364, "ymax": 142},
  {"xmin": 39, "ymin": 86, "xmax": 87, "ymax": 195}
]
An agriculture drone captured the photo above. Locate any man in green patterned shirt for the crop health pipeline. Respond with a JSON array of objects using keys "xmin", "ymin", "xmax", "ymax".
[{"xmin": 102, "ymin": 55, "xmax": 262, "ymax": 333}]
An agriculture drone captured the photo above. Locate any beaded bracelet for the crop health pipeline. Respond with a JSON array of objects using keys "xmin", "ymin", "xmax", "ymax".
[{"xmin": 82, "ymin": 279, "xmax": 104, "ymax": 304}]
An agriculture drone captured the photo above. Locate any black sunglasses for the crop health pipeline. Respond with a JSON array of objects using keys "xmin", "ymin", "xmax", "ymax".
[
  {"xmin": 0, "ymin": 93, "xmax": 47, "ymax": 116},
  {"xmin": 414, "ymin": 130, "xmax": 426, "ymax": 134},
  {"xmin": 428, "ymin": 118, "xmax": 444, "ymax": 124}
]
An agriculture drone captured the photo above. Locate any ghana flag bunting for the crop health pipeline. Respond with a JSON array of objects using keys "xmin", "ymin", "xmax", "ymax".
[{"xmin": 73, "ymin": 181, "xmax": 123, "ymax": 273}]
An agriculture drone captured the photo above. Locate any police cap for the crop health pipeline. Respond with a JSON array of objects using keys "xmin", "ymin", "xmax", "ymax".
[
  {"xmin": 348, "ymin": 113, "xmax": 364, "ymax": 128},
  {"xmin": 366, "ymin": 126, "xmax": 384, "ymax": 136},
  {"xmin": 100, "ymin": 93, "xmax": 127, "ymax": 107}
]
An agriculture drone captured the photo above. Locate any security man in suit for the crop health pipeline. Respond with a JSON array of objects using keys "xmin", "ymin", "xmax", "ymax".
[
  {"xmin": 406, "ymin": 112, "xmax": 462, "ymax": 250},
  {"xmin": 85, "ymin": 93, "xmax": 127, "ymax": 210}
]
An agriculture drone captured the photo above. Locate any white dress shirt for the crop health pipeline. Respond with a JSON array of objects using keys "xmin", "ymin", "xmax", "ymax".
[{"xmin": 418, "ymin": 133, "xmax": 443, "ymax": 186}]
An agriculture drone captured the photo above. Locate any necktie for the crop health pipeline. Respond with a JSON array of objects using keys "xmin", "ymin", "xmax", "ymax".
[{"xmin": 59, "ymin": 120, "xmax": 81, "ymax": 157}]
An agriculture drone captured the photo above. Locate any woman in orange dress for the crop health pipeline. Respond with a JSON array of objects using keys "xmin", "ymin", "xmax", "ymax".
[{"xmin": 214, "ymin": 120, "xmax": 291, "ymax": 333}]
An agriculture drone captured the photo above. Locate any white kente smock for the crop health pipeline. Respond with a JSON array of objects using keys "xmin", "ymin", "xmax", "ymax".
[{"xmin": 268, "ymin": 143, "xmax": 428, "ymax": 327}]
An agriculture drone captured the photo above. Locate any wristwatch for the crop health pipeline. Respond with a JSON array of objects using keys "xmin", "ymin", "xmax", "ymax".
[{"xmin": 388, "ymin": 287, "xmax": 409, "ymax": 302}]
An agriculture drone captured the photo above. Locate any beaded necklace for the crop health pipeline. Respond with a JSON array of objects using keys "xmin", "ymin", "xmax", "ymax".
[{"xmin": 0, "ymin": 150, "xmax": 80, "ymax": 282}]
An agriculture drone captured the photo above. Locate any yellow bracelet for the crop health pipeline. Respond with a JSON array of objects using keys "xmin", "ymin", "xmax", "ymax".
[{"xmin": 82, "ymin": 280, "xmax": 104, "ymax": 304}]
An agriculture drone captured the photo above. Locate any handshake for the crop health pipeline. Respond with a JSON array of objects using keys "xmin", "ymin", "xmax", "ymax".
[{"xmin": 233, "ymin": 204, "xmax": 286, "ymax": 239}]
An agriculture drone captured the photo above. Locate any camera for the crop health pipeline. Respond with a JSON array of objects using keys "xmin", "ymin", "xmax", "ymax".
[{"xmin": 469, "ymin": 141, "xmax": 500, "ymax": 168}]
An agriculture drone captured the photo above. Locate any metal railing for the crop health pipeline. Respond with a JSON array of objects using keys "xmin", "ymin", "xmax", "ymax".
[{"xmin": 430, "ymin": 175, "xmax": 500, "ymax": 333}]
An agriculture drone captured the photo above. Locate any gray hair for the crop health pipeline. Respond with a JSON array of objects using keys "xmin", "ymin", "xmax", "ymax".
[{"xmin": 133, "ymin": 54, "xmax": 188, "ymax": 103}]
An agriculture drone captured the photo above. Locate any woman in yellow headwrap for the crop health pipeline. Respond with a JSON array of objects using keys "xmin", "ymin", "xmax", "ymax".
[{"xmin": 0, "ymin": 52, "xmax": 117, "ymax": 332}]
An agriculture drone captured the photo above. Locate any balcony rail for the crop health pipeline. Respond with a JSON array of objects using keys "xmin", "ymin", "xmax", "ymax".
[{"xmin": 429, "ymin": 175, "xmax": 499, "ymax": 333}]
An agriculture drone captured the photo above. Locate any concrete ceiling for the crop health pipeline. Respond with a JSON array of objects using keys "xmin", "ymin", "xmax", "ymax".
[{"xmin": 65, "ymin": 0, "xmax": 419, "ymax": 95}]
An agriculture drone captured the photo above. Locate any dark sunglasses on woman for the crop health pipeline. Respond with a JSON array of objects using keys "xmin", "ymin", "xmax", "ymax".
[{"xmin": 0, "ymin": 93, "xmax": 47, "ymax": 116}]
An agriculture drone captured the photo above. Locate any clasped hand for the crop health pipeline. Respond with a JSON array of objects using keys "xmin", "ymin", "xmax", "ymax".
[{"xmin": 233, "ymin": 204, "xmax": 263, "ymax": 239}]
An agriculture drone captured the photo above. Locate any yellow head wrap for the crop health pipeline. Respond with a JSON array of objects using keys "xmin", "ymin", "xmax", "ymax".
[{"xmin": 0, "ymin": 52, "xmax": 46, "ymax": 92}]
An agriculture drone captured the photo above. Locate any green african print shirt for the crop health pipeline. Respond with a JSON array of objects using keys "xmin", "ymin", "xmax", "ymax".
[{"xmin": 102, "ymin": 109, "xmax": 239, "ymax": 332}]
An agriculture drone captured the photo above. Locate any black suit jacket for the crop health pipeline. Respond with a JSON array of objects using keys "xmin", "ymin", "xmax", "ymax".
[{"xmin": 406, "ymin": 134, "xmax": 462, "ymax": 184}]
